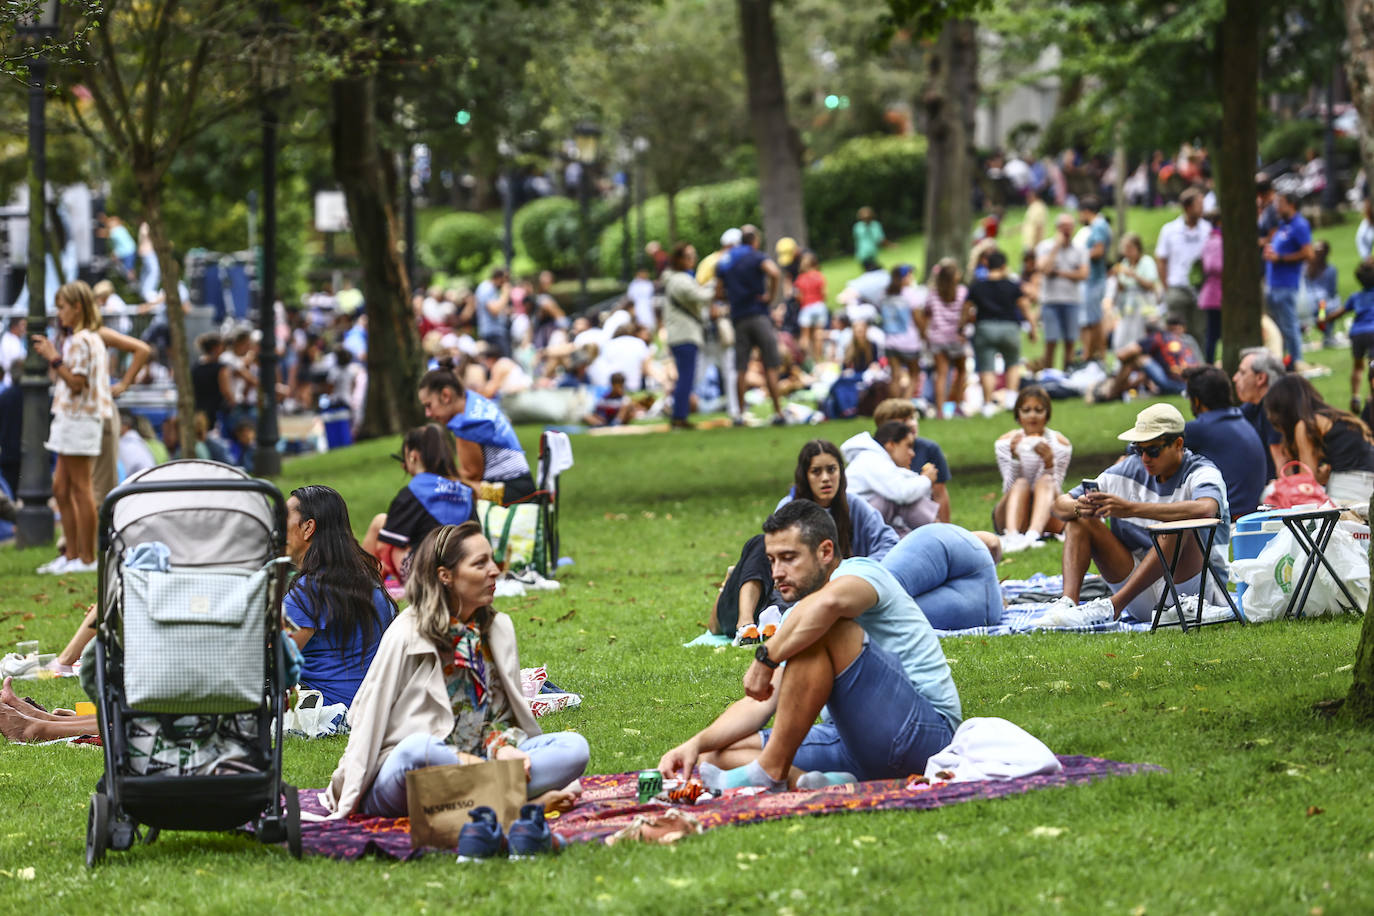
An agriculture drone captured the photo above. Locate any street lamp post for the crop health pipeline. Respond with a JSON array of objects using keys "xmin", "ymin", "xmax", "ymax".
[
  {"xmin": 633, "ymin": 136, "xmax": 649, "ymax": 270},
  {"xmin": 17, "ymin": 0, "xmax": 60, "ymax": 548},
  {"xmin": 619, "ymin": 139, "xmax": 632, "ymax": 284},
  {"xmin": 253, "ymin": 6, "xmax": 286, "ymax": 477},
  {"xmin": 573, "ymin": 122, "xmax": 601, "ymax": 310},
  {"xmin": 498, "ymin": 138, "xmax": 516, "ymax": 272}
]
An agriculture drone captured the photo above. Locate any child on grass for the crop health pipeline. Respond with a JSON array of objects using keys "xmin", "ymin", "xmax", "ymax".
[{"xmin": 1333, "ymin": 258, "xmax": 1374, "ymax": 414}]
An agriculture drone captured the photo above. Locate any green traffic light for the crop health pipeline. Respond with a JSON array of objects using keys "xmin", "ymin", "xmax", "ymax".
[
  {"xmin": 824, "ymin": 94, "xmax": 839, "ymax": 110},
  {"xmin": 455, "ymin": 110, "xmax": 472, "ymax": 126}
]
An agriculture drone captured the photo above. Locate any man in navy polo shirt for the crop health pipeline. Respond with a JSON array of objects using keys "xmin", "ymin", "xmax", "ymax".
[
  {"xmin": 1264, "ymin": 191, "xmax": 1313, "ymax": 368},
  {"xmin": 1182, "ymin": 366, "xmax": 1265, "ymax": 519},
  {"xmin": 717, "ymin": 225, "xmax": 786, "ymax": 426}
]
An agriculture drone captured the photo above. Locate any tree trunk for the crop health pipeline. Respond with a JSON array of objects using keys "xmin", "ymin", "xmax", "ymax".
[
  {"xmin": 666, "ymin": 189, "xmax": 678, "ymax": 245},
  {"xmin": 331, "ymin": 75, "xmax": 424, "ymax": 439},
  {"xmin": 736, "ymin": 0, "xmax": 808, "ymax": 248},
  {"xmin": 1344, "ymin": 0, "xmax": 1374, "ymax": 719},
  {"xmin": 135, "ymin": 173, "xmax": 197, "ymax": 460},
  {"xmin": 921, "ymin": 18, "xmax": 978, "ymax": 278},
  {"xmin": 1346, "ymin": 1, "xmax": 1374, "ymax": 187},
  {"xmin": 1216, "ymin": 0, "xmax": 1263, "ymax": 376}
]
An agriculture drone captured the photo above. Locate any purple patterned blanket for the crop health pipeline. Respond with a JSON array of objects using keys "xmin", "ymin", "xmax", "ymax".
[{"xmin": 295, "ymin": 755, "xmax": 1160, "ymax": 860}]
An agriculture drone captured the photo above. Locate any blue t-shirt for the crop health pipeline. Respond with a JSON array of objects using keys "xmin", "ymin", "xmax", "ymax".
[
  {"xmin": 830, "ymin": 556, "xmax": 962, "ymax": 728},
  {"xmin": 1070, "ymin": 449, "xmax": 1230, "ymax": 581},
  {"xmin": 1348, "ymin": 289, "xmax": 1374, "ymax": 338},
  {"xmin": 284, "ymin": 579, "xmax": 397, "ymax": 707},
  {"xmin": 1184, "ymin": 408, "xmax": 1266, "ymax": 519},
  {"xmin": 909, "ymin": 437, "xmax": 951, "ymax": 484},
  {"xmin": 1267, "ymin": 213, "xmax": 1312, "ymax": 289},
  {"xmin": 446, "ymin": 391, "xmax": 529, "ymax": 481},
  {"xmin": 1087, "ymin": 216, "xmax": 1112, "ymax": 282},
  {"xmin": 719, "ymin": 245, "xmax": 771, "ymax": 321}
]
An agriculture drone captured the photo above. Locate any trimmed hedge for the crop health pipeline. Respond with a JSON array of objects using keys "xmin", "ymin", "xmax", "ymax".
[
  {"xmin": 513, "ymin": 196, "xmax": 578, "ymax": 271},
  {"xmin": 596, "ymin": 135, "xmax": 927, "ymax": 274},
  {"xmin": 1260, "ymin": 119, "xmax": 1359, "ymax": 169},
  {"xmin": 514, "ymin": 194, "xmax": 621, "ymax": 275},
  {"xmin": 421, "ymin": 212, "xmax": 500, "ymax": 277}
]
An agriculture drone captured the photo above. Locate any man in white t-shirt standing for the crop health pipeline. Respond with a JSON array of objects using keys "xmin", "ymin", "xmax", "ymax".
[
  {"xmin": 1035, "ymin": 213, "xmax": 1089, "ymax": 371},
  {"xmin": 1154, "ymin": 188, "xmax": 1212, "ymax": 347}
]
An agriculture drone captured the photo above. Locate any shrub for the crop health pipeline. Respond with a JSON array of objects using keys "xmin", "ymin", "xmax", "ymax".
[
  {"xmin": 421, "ymin": 212, "xmax": 500, "ymax": 278},
  {"xmin": 1260, "ymin": 119, "xmax": 1360, "ymax": 170},
  {"xmin": 596, "ymin": 135, "xmax": 928, "ymax": 273},
  {"xmin": 514, "ymin": 196, "xmax": 579, "ymax": 271}
]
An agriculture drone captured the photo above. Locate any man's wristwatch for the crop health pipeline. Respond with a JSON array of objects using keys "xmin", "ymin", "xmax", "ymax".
[{"xmin": 754, "ymin": 645, "xmax": 779, "ymax": 669}]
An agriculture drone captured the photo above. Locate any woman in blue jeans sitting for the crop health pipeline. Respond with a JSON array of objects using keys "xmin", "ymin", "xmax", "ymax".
[
  {"xmin": 321, "ymin": 522, "xmax": 589, "ymax": 818},
  {"xmin": 881, "ymin": 523, "xmax": 1004, "ymax": 631}
]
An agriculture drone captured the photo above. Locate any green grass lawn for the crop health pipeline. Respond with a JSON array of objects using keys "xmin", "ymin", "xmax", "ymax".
[{"xmin": 5, "ymin": 249, "xmax": 1374, "ymax": 910}]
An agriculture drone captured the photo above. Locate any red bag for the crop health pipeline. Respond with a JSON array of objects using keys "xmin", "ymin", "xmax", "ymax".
[{"xmin": 1270, "ymin": 460, "xmax": 1327, "ymax": 509}]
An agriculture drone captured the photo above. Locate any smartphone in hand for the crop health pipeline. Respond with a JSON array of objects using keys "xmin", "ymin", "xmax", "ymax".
[{"xmin": 1080, "ymin": 479, "xmax": 1099, "ymax": 494}]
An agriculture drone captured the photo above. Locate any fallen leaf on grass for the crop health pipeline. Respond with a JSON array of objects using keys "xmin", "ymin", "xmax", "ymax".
[
  {"xmin": 1307, "ymin": 806, "xmax": 1325, "ymax": 817},
  {"xmin": 529, "ymin": 616, "xmax": 545, "ymax": 624},
  {"xmin": 556, "ymin": 609, "xmax": 576, "ymax": 623},
  {"xmin": 665, "ymin": 878, "xmax": 693, "ymax": 889},
  {"xmin": 622, "ymin": 728, "xmax": 641, "ymax": 736},
  {"xmin": 11, "ymin": 624, "xmax": 23, "ymax": 631},
  {"xmin": 1096, "ymin": 681, "xmax": 1112, "ymax": 690},
  {"xmin": 997, "ymin": 693, "xmax": 1013, "ymax": 703},
  {"xmin": 1335, "ymin": 664, "xmax": 1354, "ymax": 673},
  {"xmin": 21, "ymin": 613, "xmax": 34, "ymax": 621},
  {"xmin": 1028, "ymin": 826, "xmax": 1066, "ymax": 838}
]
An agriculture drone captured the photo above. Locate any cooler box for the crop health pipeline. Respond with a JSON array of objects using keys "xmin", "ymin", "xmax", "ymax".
[
  {"xmin": 321, "ymin": 409, "xmax": 353, "ymax": 450},
  {"xmin": 1232, "ymin": 510, "xmax": 1285, "ymax": 612}
]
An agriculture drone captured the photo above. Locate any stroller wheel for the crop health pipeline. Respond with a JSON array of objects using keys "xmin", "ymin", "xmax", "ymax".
[
  {"xmin": 85, "ymin": 793, "xmax": 109, "ymax": 868},
  {"xmin": 284, "ymin": 785, "xmax": 302, "ymax": 859},
  {"xmin": 143, "ymin": 827, "xmax": 160, "ymax": 846}
]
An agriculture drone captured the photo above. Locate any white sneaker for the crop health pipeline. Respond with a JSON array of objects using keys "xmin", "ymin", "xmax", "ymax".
[
  {"xmin": 494, "ymin": 576, "xmax": 527, "ymax": 598},
  {"xmin": 980, "ymin": 403, "xmax": 999, "ymax": 418},
  {"xmin": 510, "ymin": 568, "xmax": 561, "ymax": 591},
  {"xmin": 36, "ymin": 555, "xmax": 72, "ymax": 575},
  {"xmin": 1035, "ymin": 595, "xmax": 1116, "ymax": 627},
  {"xmin": 1000, "ymin": 532, "xmax": 1032, "ymax": 554},
  {"xmin": 65, "ymin": 559, "xmax": 99, "ymax": 574}
]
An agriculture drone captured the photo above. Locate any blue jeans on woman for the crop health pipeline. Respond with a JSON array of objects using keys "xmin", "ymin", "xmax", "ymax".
[
  {"xmin": 879, "ymin": 524, "xmax": 1002, "ymax": 630},
  {"xmin": 360, "ymin": 731, "xmax": 590, "ymax": 817},
  {"xmin": 670, "ymin": 342, "xmax": 698, "ymax": 422}
]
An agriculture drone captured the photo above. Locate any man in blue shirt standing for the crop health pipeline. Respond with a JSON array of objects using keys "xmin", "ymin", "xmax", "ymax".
[
  {"xmin": 1264, "ymin": 191, "xmax": 1313, "ymax": 368},
  {"xmin": 658, "ymin": 500, "xmax": 960, "ymax": 789},
  {"xmin": 1182, "ymin": 366, "xmax": 1266, "ymax": 519},
  {"xmin": 1078, "ymin": 196, "xmax": 1113, "ymax": 363},
  {"xmin": 717, "ymin": 226, "xmax": 786, "ymax": 426}
]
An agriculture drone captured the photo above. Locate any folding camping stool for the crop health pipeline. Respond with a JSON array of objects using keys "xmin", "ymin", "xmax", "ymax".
[
  {"xmin": 1267, "ymin": 506, "xmax": 1364, "ymax": 619},
  {"xmin": 1145, "ymin": 518, "xmax": 1245, "ymax": 633}
]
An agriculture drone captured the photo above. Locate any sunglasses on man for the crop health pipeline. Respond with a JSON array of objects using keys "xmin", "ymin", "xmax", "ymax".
[{"xmin": 1128, "ymin": 437, "xmax": 1180, "ymax": 459}]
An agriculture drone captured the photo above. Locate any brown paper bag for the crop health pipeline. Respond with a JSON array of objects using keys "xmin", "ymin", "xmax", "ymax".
[{"xmin": 405, "ymin": 759, "xmax": 526, "ymax": 849}]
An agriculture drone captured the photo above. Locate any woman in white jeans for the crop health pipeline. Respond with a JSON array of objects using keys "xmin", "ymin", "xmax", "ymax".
[{"xmin": 321, "ymin": 521, "xmax": 588, "ymax": 818}]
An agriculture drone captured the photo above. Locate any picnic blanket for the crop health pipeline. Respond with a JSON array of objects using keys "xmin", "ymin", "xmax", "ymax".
[{"xmin": 290, "ymin": 755, "xmax": 1160, "ymax": 860}]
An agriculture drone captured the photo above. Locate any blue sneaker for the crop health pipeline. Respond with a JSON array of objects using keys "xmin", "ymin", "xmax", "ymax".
[
  {"xmin": 507, "ymin": 803, "xmax": 558, "ymax": 859},
  {"xmin": 455, "ymin": 806, "xmax": 506, "ymax": 863}
]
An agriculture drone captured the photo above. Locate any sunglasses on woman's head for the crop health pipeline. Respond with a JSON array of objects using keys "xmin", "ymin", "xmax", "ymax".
[{"xmin": 1129, "ymin": 438, "xmax": 1178, "ymax": 458}]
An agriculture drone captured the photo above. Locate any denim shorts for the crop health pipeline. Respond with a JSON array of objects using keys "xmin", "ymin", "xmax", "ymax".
[
  {"xmin": 798, "ymin": 302, "xmax": 830, "ymax": 328},
  {"xmin": 760, "ymin": 638, "xmax": 955, "ymax": 779},
  {"xmin": 1041, "ymin": 302, "xmax": 1080, "ymax": 342},
  {"xmin": 972, "ymin": 320, "xmax": 1022, "ymax": 374}
]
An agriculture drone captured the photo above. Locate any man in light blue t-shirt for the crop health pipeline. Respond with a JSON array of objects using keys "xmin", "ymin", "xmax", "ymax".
[{"xmin": 658, "ymin": 500, "xmax": 961, "ymax": 790}]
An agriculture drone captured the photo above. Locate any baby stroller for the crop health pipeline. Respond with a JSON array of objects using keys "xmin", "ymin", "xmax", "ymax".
[{"xmin": 85, "ymin": 460, "xmax": 300, "ymax": 866}]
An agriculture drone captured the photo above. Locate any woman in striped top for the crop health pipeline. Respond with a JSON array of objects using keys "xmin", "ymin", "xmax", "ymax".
[
  {"xmin": 918, "ymin": 257, "xmax": 969, "ymax": 417},
  {"xmin": 993, "ymin": 386, "xmax": 1072, "ymax": 553}
]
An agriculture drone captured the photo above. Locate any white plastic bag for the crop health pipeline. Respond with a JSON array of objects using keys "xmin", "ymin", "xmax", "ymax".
[
  {"xmin": 1230, "ymin": 524, "xmax": 1369, "ymax": 622},
  {"xmin": 283, "ymin": 689, "xmax": 349, "ymax": 739}
]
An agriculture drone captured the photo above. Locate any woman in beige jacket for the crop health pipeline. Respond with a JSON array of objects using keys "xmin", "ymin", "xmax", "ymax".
[{"xmin": 321, "ymin": 521, "xmax": 588, "ymax": 817}]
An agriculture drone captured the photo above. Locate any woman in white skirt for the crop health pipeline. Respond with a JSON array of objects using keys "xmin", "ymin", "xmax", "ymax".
[{"xmin": 30, "ymin": 281, "xmax": 111, "ymax": 574}]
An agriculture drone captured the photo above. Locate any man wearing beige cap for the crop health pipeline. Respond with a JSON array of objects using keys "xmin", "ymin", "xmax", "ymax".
[{"xmin": 1046, "ymin": 403, "xmax": 1230, "ymax": 623}]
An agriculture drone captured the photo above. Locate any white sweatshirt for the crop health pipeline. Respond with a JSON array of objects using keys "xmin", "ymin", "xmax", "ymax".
[{"xmin": 840, "ymin": 432, "xmax": 933, "ymax": 506}]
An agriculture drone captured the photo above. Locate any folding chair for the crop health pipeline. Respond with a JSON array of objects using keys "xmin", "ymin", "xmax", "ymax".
[
  {"xmin": 1267, "ymin": 506, "xmax": 1364, "ymax": 619},
  {"xmin": 1145, "ymin": 518, "xmax": 1245, "ymax": 633}
]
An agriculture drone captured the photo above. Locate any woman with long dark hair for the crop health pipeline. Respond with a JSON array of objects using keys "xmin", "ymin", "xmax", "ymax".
[
  {"xmin": 417, "ymin": 357, "xmax": 533, "ymax": 502},
  {"xmin": 362, "ymin": 424, "xmax": 475, "ymax": 585},
  {"xmin": 708, "ymin": 439, "xmax": 898, "ymax": 641},
  {"xmin": 322, "ymin": 522, "xmax": 589, "ymax": 818},
  {"xmin": 284, "ymin": 485, "xmax": 399, "ymax": 707},
  {"xmin": 1264, "ymin": 374, "xmax": 1374, "ymax": 506}
]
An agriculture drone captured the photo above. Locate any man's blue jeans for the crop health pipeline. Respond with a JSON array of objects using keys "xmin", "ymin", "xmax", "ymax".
[{"xmin": 1267, "ymin": 285, "xmax": 1303, "ymax": 364}]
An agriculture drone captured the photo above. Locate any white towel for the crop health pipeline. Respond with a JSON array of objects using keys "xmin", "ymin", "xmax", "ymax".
[
  {"xmin": 924, "ymin": 717, "xmax": 1063, "ymax": 783},
  {"xmin": 538, "ymin": 430, "xmax": 574, "ymax": 492}
]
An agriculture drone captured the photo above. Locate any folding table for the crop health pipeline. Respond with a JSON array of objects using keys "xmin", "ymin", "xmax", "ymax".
[{"xmin": 1145, "ymin": 518, "xmax": 1245, "ymax": 632}]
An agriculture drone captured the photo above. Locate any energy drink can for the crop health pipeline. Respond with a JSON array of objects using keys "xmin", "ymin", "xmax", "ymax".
[{"xmin": 637, "ymin": 769, "xmax": 663, "ymax": 803}]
